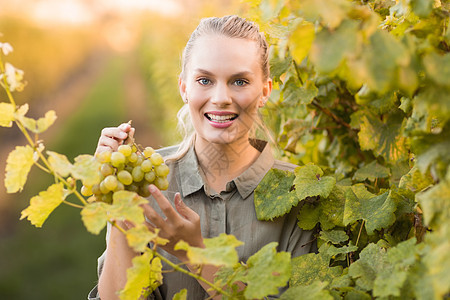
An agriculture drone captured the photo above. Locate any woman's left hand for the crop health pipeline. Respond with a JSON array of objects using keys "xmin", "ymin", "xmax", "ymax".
[{"xmin": 142, "ymin": 184, "xmax": 204, "ymax": 261}]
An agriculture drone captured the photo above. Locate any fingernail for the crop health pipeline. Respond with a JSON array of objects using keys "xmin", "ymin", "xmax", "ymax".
[
  {"xmin": 120, "ymin": 132, "xmax": 127, "ymax": 138},
  {"xmin": 149, "ymin": 184, "xmax": 157, "ymax": 193}
]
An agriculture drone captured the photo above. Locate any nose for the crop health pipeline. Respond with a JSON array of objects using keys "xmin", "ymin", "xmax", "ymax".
[{"xmin": 210, "ymin": 82, "xmax": 232, "ymax": 107}]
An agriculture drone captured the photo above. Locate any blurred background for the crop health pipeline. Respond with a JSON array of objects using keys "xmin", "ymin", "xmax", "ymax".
[{"xmin": 0, "ymin": 0, "xmax": 244, "ymax": 298}]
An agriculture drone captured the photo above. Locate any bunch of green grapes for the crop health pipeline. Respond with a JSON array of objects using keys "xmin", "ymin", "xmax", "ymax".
[{"xmin": 81, "ymin": 144, "xmax": 169, "ymax": 203}]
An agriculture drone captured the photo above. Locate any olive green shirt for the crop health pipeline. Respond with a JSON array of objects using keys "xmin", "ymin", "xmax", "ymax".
[{"xmin": 88, "ymin": 142, "xmax": 316, "ymax": 300}]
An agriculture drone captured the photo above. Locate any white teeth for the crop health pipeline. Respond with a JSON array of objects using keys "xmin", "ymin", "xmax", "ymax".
[{"xmin": 206, "ymin": 113, "xmax": 237, "ymax": 122}]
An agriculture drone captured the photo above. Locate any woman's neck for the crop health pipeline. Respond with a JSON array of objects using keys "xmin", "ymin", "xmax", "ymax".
[{"xmin": 194, "ymin": 136, "xmax": 260, "ymax": 193}]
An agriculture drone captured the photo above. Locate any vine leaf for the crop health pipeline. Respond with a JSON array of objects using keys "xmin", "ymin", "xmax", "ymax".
[
  {"xmin": 71, "ymin": 154, "xmax": 101, "ymax": 186},
  {"xmin": 5, "ymin": 145, "xmax": 34, "ymax": 193},
  {"xmin": 237, "ymin": 242, "xmax": 291, "ymax": 299},
  {"xmin": 280, "ymin": 281, "xmax": 333, "ymax": 300},
  {"xmin": 20, "ymin": 183, "xmax": 65, "ymax": 227},
  {"xmin": 297, "ymin": 184, "xmax": 347, "ymax": 231},
  {"xmin": 353, "ymin": 160, "xmax": 390, "ymax": 182},
  {"xmin": 344, "ymin": 184, "xmax": 397, "ymax": 235},
  {"xmin": 290, "ymin": 243, "xmax": 343, "ymax": 286},
  {"xmin": 15, "ymin": 109, "xmax": 57, "ymax": 134},
  {"xmin": 81, "ymin": 202, "xmax": 109, "ymax": 235},
  {"xmin": 348, "ymin": 243, "xmax": 389, "ymax": 291},
  {"xmin": 175, "ymin": 233, "xmax": 243, "ymax": 267},
  {"xmin": 119, "ymin": 250, "xmax": 161, "ymax": 300},
  {"xmin": 319, "ymin": 229, "xmax": 349, "ymax": 244},
  {"xmin": 351, "ymin": 109, "xmax": 408, "ymax": 163},
  {"xmin": 294, "ymin": 164, "xmax": 336, "ymax": 200},
  {"xmin": 416, "ymin": 180, "xmax": 450, "ymax": 228},
  {"xmin": 172, "ymin": 289, "xmax": 187, "ymax": 300},
  {"xmin": 47, "ymin": 151, "xmax": 73, "ymax": 177},
  {"xmin": 289, "ymin": 20, "xmax": 315, "ymax": 64},
  {"xmin": 126, "ymin": 226, "xmax": 167, "ymax": 253},
  {"xmin": 310, "ymin": 19, "xmax": 359, "ymax": 74},
  {"xmin": 109, "ymin": 191, "xmax": 147, "ymax": 224},
  {"xmin": 254, "ymin": 168, "xmax": 298, "ymax": 221},
  {"xmin": 299, "ymin": 0, "xmax": 350, "ymax": 29},
  {"xmin": 0, "ymin": 102, "xmax": 15, "ymax": 127}
]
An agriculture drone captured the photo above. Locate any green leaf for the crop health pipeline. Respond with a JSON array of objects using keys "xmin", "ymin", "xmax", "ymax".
[
  {"xmin": 0, "ymin": 102, "xmax": 15, "ymax": 127},
  {"xmin": 5, "ymin": 145, "xmax": 35, "ymax": 193},
  {"xmin": 348, "ymin": 243, "xmax": 389, "ymax": 291},
  {"xmin": 172, "ymin": 289, "xmax": 187, "ymax": 300},
  {"xmin": 353, "ymin": 109, "xmax": 408, "ymax": 162},
  {"xmin": 363, "ymin": 30, "xmax": 410, "ymax": 93},
  {"xmin": 47, "ymin": 151, "xmax": 73, "ymax": 178},
  {"xmin": 175, "ymin": 233, "xmax": 243, "ymax": 267},
  {"xmin": 71, "ymin": 154, "xmax": 101, "ymax": 186},
  {"xmin": 424, "ymin": 52, "xmax": 450, "ymax": 87},
  {"xmin": 297, "ymin": 202, "xmax": 320, "ymax": 230},
  {"xmin": 282, "ymin": 78, "xmax": 318, "ymax": 106},
  {"xmin": 344, "ymin": 185, "xmax": 397, "ymax": 235},
  {"xmin": 410, "ymin": 0, "xmax": 434, "ymax": 18},
  {"xmin": 353, "ymin": 160, "xmax": 390, "ymax": 181},
  {"xmin": 240, "ymin": 242, "xmax": 291, "ymax": 299},
  {"xmin": 294, "ymin": 164, "xmax": 336, "ymax": 200},
  {"xmin": 319, "ymin": 229, "xmax": 349, "ymax": 244},
  {"xmin": 416, "ymin": 180, "xmax": 450, "ymax": 228},
  {"xmin": 119, "ymin": 250, "xmax": 161, "ymax": 300},
  {"xmin": 399, "ymin": 166, "xmax": 434, "ymax": 193},
  {"xmin": 290, "ymin": 243, "xmax": 343, "ymax": 286},
  {"xmin": 289, "ymin": 20, "xmax": 315, "ymax": 63},
  {"xmin": 299, "ymin": 0, "xmax": 351, "ymax": 29},
  {"xmin": 310, "ymin": 19, "xmax": 359, "ymax": 74},
  {"xmin": 254, "ymin": 168, "xmax": 298, "ymax": 221},
  {"xmin": 20, "ymin": 183, "xmax": 65, "ymax": 227},
  {"xmin": 80, "ymin": 202, "xmax": 109, "ymax": 235},
  {"xmin": 280, "ymin": 281, "xmax": 333, "ymax": 300}
]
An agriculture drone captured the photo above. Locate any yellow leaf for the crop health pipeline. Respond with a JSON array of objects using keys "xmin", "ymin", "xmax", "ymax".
[
  {"xmin": 47, "ymin": 151, "xmax": 72, "ymax": 177},
  {"xmin": 15, "ymin": 109, "xmax": 57, "ymax": 134},
  {"xmin": 81, "ymin": 202, "xmax": 109, "ymax": 234},
  {"xmin": 71, "ymin": 154, "xmax": 101, "ymax": 186},
  {"xmin": 20, "ymin": 183, "xmax": 65, "ymax": 227},
  {"xmin": 0, "ymin": 102, "xmax": 15, "ymax": 127},
  {"xmin": 289, "ymin": 20, "xmax": 315, "ymax": 63},
  {"xmin": 5, "ymin": 145, "xmax": 34, "ymax": 193}
]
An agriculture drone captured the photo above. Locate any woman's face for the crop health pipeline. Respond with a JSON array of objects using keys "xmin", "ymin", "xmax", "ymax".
[{"xmin": 179, "ymin": 34, "xmax": 272, "ymax": 146}]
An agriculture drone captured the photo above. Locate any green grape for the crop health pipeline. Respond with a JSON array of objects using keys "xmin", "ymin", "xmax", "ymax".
[
  {"xmin": 91, "ymin": 184, "xmax": 101, "ymax": 195},
  {"xmin": 81, "ymin": 185, "xmax": 93, "ymax": 197},
  {"xmin": 100, "ymin": 163, "xmax": 114, "ymax": 177},
  {"xmin": 111, "ymin": 151, "xmax": 126, "ymax": 167},
  {"xmin": 101, "ymin": 192, "xmax": 113, "ymax": 204},
  {"xmin": 97, "ymin": 150, "xmax": 111, "ymax": 163},
  {"xmin": 154, "ymin": 177, "xmax": 169, "ymax": 190},
  {"xmin": 143, "ymin": 146, "xmax": 155, "ymax": 158},
  {"xmin": 126, "ymin": 183, "xmax": 140, "ymax": 193},
  {"xmin": 155, "ymin": 164, "xmax": 170, "ymax": 177},
  {"xmin": 140, "ymin": 183, "xmax": 151, "ymax": 197},
  {"xmin": 134, "ymin": 154, "xmax": 144, "ymax": 167},
  {"xmin": 150, "ymin": 153, "xmax": 164, "ymax": 166},
  {"xmin": 99, "ymin": 181, "xmax": 110, "ymax": 194},
  {"xmin": 131, "ymin": 145, "xmax": 137, "ymax": 153},
  {"xmin": 117, "ymin": 170, "xmax": 133, "ymax": 185},
  {"xmin": 104, "ymin": 175, "xmax": 118, "ymax": 191},
  {"xmin": 132, "ymin": 166, "xmax": 145, "ymax": 182},
  {"xmin": 128, "ymin": 152, "xmax": 138, "ymax": 164},
  {"xmin": 145, "ymin": 170, "xmax": 156, "ymax": 183},
  {"xmin": 118, "ymin": 144, "xmax": 132, "ymax": 157},
  {"xmin": 115, "ymin": 181, "xmax": 125, "ymax": 191},
  {"xmin": 141, "ymin": 159, "xmax": 153, "ymax": 172}
]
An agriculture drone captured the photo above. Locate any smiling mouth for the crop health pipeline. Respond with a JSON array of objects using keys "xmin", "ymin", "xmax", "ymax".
[{"xmin": 205, "ymin": 113, "xmax": 238, "ymax": 123}]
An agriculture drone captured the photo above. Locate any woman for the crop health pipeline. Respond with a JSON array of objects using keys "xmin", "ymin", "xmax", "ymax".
[{"xmin": 89, "ymin": 15, "xmax": 316, "ymax": 300}]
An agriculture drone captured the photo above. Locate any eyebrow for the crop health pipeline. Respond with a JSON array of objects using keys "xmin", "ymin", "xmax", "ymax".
[{"xmin": 193, "ymin": 68, "xmax": 255, "ymax": 78}]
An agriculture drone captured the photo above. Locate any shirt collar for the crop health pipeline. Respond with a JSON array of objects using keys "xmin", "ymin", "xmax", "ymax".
[{"xmin": 176, "ymin": 140, "xmax": 274, "ymax": 199}]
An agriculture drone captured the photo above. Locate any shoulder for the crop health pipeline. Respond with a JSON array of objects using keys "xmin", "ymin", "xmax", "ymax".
[
  {"xmin": 272, "ymin": 159, "xmax": 298, "ymax": 173},
  {"xmin": 155, "ymin": 144, "xmax": 180, "ymax": 157}
]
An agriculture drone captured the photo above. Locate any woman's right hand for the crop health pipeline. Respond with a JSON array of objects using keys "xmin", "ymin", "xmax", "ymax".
[{"xmin": 95, "ymin": 122, "xmax": 135, "ymax": 155}]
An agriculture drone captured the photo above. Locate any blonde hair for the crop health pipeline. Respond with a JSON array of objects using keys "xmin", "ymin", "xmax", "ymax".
[{"xmin": 166, "ymin": 15, "xmax": 272, "ymax": 162}]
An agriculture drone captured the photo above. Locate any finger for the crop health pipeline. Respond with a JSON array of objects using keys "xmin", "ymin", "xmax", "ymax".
[
  {"xmin": 118, "ymin": 123, "xmax": 132, "ymax": 132},
  {"xmin": 174, "ymin": 193, "xmax": 199, "ymax": 223},
  {"xmin": 141, "ymin": 203, "xmax": 166, "ymax": 228},
  {"xmin": 149, "ymin": 184, "xmax": 179, "ymax": 221},
  {"xmin": 101, "ymin": 127, "xmax": 129, "ymax": 141}
]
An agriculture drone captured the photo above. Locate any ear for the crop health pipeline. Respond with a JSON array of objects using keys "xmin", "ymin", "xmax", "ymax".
[
  {"xmin": 178, "ymin": 76, "xmax": 188, "ymax": 104},
  {"xmin": 259, "ymin": 78, "xmax": 273, "ymax": 107}
]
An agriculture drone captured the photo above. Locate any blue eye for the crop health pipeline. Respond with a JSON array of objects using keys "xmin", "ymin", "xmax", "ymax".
[
  {"xmin": 234, "ymin": 79, "xmax": 248, "ymax": 86},
  {"xmin": 197, "ymin": 78, "xmax": 211, "ymax": 85}
]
